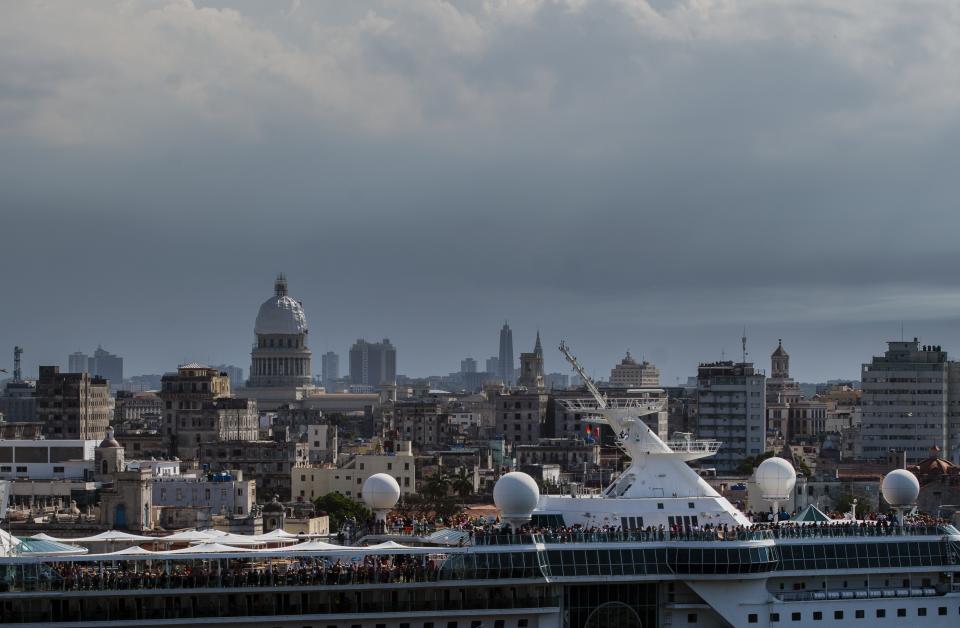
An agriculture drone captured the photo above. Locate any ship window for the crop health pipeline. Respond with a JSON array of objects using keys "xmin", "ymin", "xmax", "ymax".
[
  {"xmin": 812, "ymin": 611, "xmax": 821, "ymax": 620},
  {"xmin": 938, "ymin": 607, "xmax": 946, "ymax": 615},
  {"xmin": 770, "ymin": 613, "xmax": 779, "ymax": 622},
  {"xmin": 687, "ymin": 613, "xmax": 697, "ymax": 623},
  {"xmin": 791, "ymin": 612, "xmax": 800, "ymax": 621},
  {"xmin": 495, "ymin": 622, "xmax": 505, "ymax": 628},
  {"xmin": 748, "ymin": 615, "xmax": 757, "ymax": 624},
  {"xmin": 916, "ymin": 608, "xmax": 925, "ymax": 617},
  {"xmin": 834, "ymin": 611, "xmax": 843, "ymax": 619},
  {"xmin": 876, "ymin": 609, "xmax": 885, "ymax": 618},
  {"xmin": 688, "ymin": 502, "xmax": 694, "ymax": 508},
  {"xmin": 657, "ymin": 503, "xmax": 664, "ymax": 509}
]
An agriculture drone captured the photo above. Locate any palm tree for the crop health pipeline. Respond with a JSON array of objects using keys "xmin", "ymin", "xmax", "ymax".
[
  {"xmin": 451, "ymin": 468, "xmax": 474, "ymax": 500},
  {"xmin": 423, "ymin": 471, "xmax": 450, "ymax": 500}
]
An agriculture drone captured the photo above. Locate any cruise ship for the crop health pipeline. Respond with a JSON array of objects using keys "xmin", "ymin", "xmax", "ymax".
[{"xmin": 0, "ymin": 343, "xmax": 958, "ymax": 628}]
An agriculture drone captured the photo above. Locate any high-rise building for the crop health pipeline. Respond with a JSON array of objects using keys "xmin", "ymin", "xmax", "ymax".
[
  {"xmin": 321, "ymin": 351, "xmax": 340, "ymax": 390},
  {"xmin": 88, "ymin": 346, "xmax": 123, "ymax": 388},
  {"xmin": 214, "ymin": 364, "xmax": 245, "ymax": 390},
  {"xmin": 460, "ymin": 357, "xmax": 477, "ymax": 373},
  {"xmin": 609, "ymin": 351, "xmax": 660, "ymax": 388},
  {"xmin": 349, "ymin": 338, "xmax": 396, "ymax": 386},
  {"xmin": 861, "ymin": 339, "xmax": 959, "ymax": 463},
  {"xmin": 68, "ymin": 352, "xmax": 89, "ymax": 374},
  {"xmin": 247, "ymin": 274, "xmax": 312, "ymax": 389},
  {"xmin": 517, "ymin": 332, "xmax": 545, "ymax": 390},
  {"xmin": 0, "ymin": 346, "xmax": 36, "ymax": 422},
  {"xmin": 498, "ymin": 322, "xmax": 515, "ymax": 386},
  {"xmin": 696, "ymin": 361, "xmax": 766, "ymax": 472},
  {"xmin": 36, "ymin": 366, "xmax": 111, "ymax": 440},
  {"xmin": 485, "ymin": 356, "xmax": 500, "ymax": 376}
]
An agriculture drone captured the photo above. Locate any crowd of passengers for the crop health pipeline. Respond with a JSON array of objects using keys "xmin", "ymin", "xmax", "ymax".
[{"xmin": 10, "ymin": 555, "xmax": 446, "ymax": 592}]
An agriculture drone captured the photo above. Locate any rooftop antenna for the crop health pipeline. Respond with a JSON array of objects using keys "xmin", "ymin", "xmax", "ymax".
[
  {"xmin": 900, "ymin": 321, "xmax": 904, "ymax": 342},
  {"xmin": 741, "ymin": 327, "xmax": 748, "ymax": 364},
  {"xmin": 13, "ymin": 346, "xmax": 23, "ymax": 383}
]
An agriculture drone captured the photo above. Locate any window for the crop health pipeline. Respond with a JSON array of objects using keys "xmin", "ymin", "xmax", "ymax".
[
  {"xmin": 687, "ymin": 613, "xmax": 697, "ymax": 623},
  {"xmin": 657, "ymin": 503, "xmax": 664, "ymax": 510},
  {"xmin": 494, "ymin": 622, "xmax": 505, "ymax": 628},
  {"xmin": 834, "ymin": 611, "xmax": 843, "ymax": 620},
  {"xmin": 896, "ymin": 609, "xmax": 906, "ymax": 618},
  {"xmin": 791, "ymin": 612, "xmax": 800, "ymax": 621},
  {"xmin": 748, "ymin": 615, "xmax": 758, "ymax": 624},
  {"xmin": 447, "ymin": 623, "xmax": 458, "ymax": 628},
  {"xmin": 812, "ymin": 611, "xmax": 821, "ymax": 620},
  {"xmin": 518, "ymin": 622, "xmax": 528, "ymax": 628},
  {"xmin": 770, "ymin": 613, "xmax": 779, "ymax": 622},
  {"xmin": 470, "ymin": 622, "xmax": 482, "ymax": 628},
  {"xmin": 876, "ymin": 609, "xmax": 885, "ymax": 618},
  {"xmin": 938, "ymin": 607, "xmax": 947, "ymax": 616},
  {"xmin": 917, "ymin": 608, "xmax": 926, "ymax": 617}
]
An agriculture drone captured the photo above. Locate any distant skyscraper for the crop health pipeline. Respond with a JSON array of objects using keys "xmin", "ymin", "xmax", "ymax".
[
  {"xmin": 498, "ymin": 322, "xmax": 515, "ymax": 386},
  {"xmin": 349, "ymin": 339, "xmax": 396, "ymax": 386},
  {"xmin": 214, "ymin": 364, "xmax": 245, "ymax": 390},
  {"xmin": 68, "ymin": 352, "xmax": 89, "ymax": 374},
  {"xmin": 88, "ymin": 346, "xmax": 123, "ymax": 388},
  {"xmin": 485, "ymin": 356, "xmax": 500, "ymax": 375},
  {"xmin": 321, "ymin": 351, "xmax": 340, "ymax": 389},
  {"xmin": 460, "ymin": 357, "xmax": 477, "ymax": 373}
]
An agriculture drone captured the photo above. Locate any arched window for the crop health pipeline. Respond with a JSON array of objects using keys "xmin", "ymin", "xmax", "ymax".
[{"xmin": 102, "ymin": 460, "xmax": 109, "ymax": 475}]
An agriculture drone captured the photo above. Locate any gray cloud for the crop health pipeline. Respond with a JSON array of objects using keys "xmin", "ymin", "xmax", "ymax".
[{"xmin": 1, "ymin": 1, "xmax": 960, "ymax": 384}]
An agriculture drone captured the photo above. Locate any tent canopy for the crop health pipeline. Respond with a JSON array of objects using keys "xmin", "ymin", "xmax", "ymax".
[{"xmin": 791, "ymin": 504, "xmax": 832, "ymax": 522}]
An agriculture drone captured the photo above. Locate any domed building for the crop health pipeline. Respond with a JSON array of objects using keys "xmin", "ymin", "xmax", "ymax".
[{"xmin": 248, "ymin": 274, "xmax": 312, "ymax": 389}]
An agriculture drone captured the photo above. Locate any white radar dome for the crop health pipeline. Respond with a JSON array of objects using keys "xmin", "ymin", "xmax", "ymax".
[
  {"xmin": 362, "ymin": 473, "xmax": 401, "ymax": 511},
  {"xmin": 493, "ymin": 472, "xmax": 540, "ymax": 524},
  {"xmin": 881, "ymin": 469, "xmax": 919, "ymax": 507},
  {"xmin": 756, "ymin": 456, "xmax": 797, "ymax": 501}
]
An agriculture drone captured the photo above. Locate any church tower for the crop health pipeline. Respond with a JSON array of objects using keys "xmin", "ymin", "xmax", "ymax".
[
  {"xmin": 518, "ymin": 331, "xmax": 545, "ymax": 390},
  {"xmin": 771, "ymin": 339, "xmax": 790, "ymax": 379}
]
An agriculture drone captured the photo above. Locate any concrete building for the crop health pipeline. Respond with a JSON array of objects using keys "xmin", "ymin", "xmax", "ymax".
[
  {"xmin": 292, "ymin": 442, "xmax": 416, "ymax": 503},
  {"xmin": 200, "ymin": 440, "xmax": 309, "ymax": 502},
  {"xmin": 88, "ymin": 346, "xmax": 123, "ymax": 389},
  {"xmin": 494, "ymin": 390, "xmax": 549, "ymax": 446},
  {"xmin": 0, "ymin": 439, "xmax": 97, "ymax": 482},
  {"xmin": 67, "ymin": 352, "xmax": 89, "ymax": 374},
  {"xmin": 214, "ymin": 364, "xmax": 245, "ymax": 390},
  {"xmin": 153, "ymin": 472, "xmax": 256, "ymax": 517},
  {"xmin": 498, "ymin": 322, "xmax": 515, "ymax": 386},
  {"xmin": 160, "ymin": 363, "xmax": 258, "ymax": 460},
  {"xmin": 321, "ymin": 351, "xmax": 339, "ymax": 390},
  {"xmin": 36, "ymin": 366, "xmax": 111, "ymax": 440},
  {"xmin": 114, "ymin": 391, "xmax": 163, "ymax": 429},
  {"xmin": 696, "ymin": 361, "xmax": 766, "ymax": 472},
  {"xmin": 247, "ymin": 274, "xmax": 312, "ymax": 389},
  {"xmin": 349, "ymin": 338, "xmax": 397, "ymax": 386},
  {"xmin": 390, "ymin": 400, "xmax": 452, "ymax": 450},
  {"xmin": 485, "ymin": 356, "xmax": 500, "ymax": 377},
  {"xmin": 0, "ymin": 379, "xmax": 36, "ymax": 424},
  {"xmin": 609, "ymin": 352, "xmax": 660, "ymax": 388},
  {"xmin": 460, "ymin": 357, "xmax": 477, "ymax": 374},
  {"xmin": 861, "ymin": 339, "xmax": 956, "ymax": 463}
]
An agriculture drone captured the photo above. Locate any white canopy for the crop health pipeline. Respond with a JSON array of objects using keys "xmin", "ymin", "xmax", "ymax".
[
  {"xmin": 203, "ymin": 533, "xmax": 268, "ymax": 547},
  {"xmin": 365, "ymin": 541, "xmax": 408, "ymax": 550},
  {"xmin": 268, "ymin": 540, "xmax": 344, "ymax": 552},
  {"xmin": 69, "ymin": 531, "xmax": 155, "ymax": 543},
  {"xmin": 168, "ymin": 542, "xmax": 252, "ymax": 554},
  {"xmin": 158, "ymin": 530, "xmax": 217, "ymax": 543},
  {"xmin": 29, "ymin": 533, "xmax": 62, "ymax": 542},
  {"xmin": 254, "ymin": 529, "xmax": 301, "ymax": 541},
  {"xmin": 106, "ymin": 545, "xmax": 156, "ymax": 556}
]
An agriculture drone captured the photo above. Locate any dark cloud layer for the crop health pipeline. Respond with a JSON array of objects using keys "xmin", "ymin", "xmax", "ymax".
[{"xmin": 1, "ymin": 1, "xmax": 959, "ymax": 383}]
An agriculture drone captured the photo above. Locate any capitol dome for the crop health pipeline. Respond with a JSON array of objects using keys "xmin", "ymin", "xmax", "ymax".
[{"xmin": 254, "ymin": 275, "xmax": 308, "ymax": 335}]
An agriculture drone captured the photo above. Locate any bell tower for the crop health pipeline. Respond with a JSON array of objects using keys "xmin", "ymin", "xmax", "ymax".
[{"xmin": 771, "ymin": 339, "xmax": 789, "ymax": 379}]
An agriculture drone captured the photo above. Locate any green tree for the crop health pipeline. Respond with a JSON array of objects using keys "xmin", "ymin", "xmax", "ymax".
[
  {"xmin": 423, "ymin": 471, "xmax": 450, "ymax": 501},
  {"xmin": 313, "ymin": 492, "xmax": 371, "ymax": 530},
  {"xmin": 451, "ymin": 468, "xmax": 474, "ymax": 501}
]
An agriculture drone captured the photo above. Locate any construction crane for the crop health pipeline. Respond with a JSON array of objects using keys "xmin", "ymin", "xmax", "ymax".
[{"xmin": 558, "ymin": 341, "xmax": 606, "ymax": 409}]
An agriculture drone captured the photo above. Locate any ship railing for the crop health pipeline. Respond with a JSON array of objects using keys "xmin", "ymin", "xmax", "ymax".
[
  {"xmin": 662, "ymin": 439, "xmax": 722, "ymax": 454},
  {"xmin": 768, "ymin": 524, "xmax": 958, "ymax": 540},
  {"xmin": 473, "ymin": 529, "xmax": 775, "ymax": 546}
]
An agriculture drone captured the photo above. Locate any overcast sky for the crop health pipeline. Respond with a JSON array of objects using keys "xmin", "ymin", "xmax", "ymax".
[{"xmin": 2, "ymin": 0, "xmax": 959, "ymax": 385}]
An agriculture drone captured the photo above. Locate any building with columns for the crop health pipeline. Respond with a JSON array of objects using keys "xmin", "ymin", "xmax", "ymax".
[{"xmin": 242, "ymin": 274, "xmax": 320, "ymax": 410}]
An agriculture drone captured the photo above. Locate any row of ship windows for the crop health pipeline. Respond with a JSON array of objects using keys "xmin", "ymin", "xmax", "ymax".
[
  {"xmin": 777, "ymin": 541, "xmax": 948, "ymax": 571},
  {"xmin": 281, "ymin": 621, "xmax": 528, "ymax": 628},
  {"xmin": 737, "ymin": 605, "xmax": 954, "ymax": 623}
]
